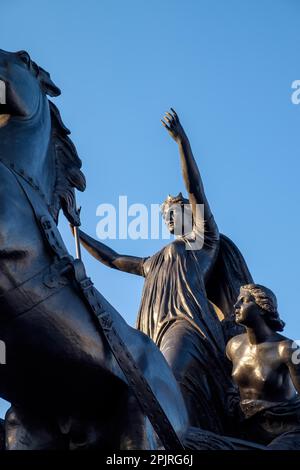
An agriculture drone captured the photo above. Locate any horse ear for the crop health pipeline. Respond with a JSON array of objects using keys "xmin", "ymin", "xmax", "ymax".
[{"xmin": 37, "ymin": 65, "xmax": 61, "ymax": 97}]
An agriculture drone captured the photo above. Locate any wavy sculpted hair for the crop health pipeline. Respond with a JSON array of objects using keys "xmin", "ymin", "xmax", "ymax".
[{"xmin": 240, "ymin": 283, "xmax": 285, "ymax": 332}]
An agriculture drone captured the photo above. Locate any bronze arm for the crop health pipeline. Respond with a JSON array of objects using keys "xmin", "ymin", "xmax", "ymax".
[{"xmin": 78, "ymin": 229, "xmax": 145, "ymax": 276}]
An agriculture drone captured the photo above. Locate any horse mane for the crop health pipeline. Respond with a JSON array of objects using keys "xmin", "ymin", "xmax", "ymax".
[{"xmin": 48, "ymin": 101, "xmax": 86, "ymax": 226}]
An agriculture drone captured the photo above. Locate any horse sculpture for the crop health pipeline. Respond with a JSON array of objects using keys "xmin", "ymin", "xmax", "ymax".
[{"xmin": 0, "ymin": 48, "xmax": 192, "ymax": 450}]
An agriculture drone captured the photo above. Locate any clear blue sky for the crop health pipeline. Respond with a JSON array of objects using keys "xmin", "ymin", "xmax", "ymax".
[{"xmin": 0, "ymin": 0, "xmax": 299, "ymax": 417}]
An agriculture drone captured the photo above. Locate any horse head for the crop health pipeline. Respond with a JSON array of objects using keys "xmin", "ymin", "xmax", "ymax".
[{"xmin": 0, "ymin": 49, "xmax": 85, "ymax": 225}]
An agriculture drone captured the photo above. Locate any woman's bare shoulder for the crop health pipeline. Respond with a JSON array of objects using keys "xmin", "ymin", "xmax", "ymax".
[
  {"xmin": 226, "ymin": 333, "xmax": 247, "ymax": 359},
  {"xmin": 277, "ymin": 337, "xmax": 299, "ymax": 363}
]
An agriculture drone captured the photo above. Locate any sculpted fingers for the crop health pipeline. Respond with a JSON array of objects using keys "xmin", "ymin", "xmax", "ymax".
[
  {"xmin": 161, "ymin": 119, "xmax": 171, "ymax": 131},
  {"xmin": 165, "ymin": 111, "xmax": 177, "ymax": 128},
  {"xmin": 170, "ymin": 108, "xmax": 179, "ymax": 122}
]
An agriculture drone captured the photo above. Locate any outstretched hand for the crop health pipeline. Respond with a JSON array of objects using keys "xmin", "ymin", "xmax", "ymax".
[{"xmin": 161, "ymin": 108, "xmax": 187, "ymax": 144}]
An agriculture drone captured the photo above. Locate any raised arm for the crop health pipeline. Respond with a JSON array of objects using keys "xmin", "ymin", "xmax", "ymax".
[
  {"xmin": 72, "ymin": 228, "xmax": 145, "ymax": 276},
  {"xmin": 161, "ymin": 109, "xmax": 214, "ymax": 226}
]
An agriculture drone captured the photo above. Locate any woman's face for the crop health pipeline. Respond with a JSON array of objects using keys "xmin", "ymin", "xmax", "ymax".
[
  {"xmin": 234, "ymin": 291, "xmax": 262, "ymax": 326},
  {"xmin": 162, "ymin": 203, "xmax": 193, "ymax": 235}
]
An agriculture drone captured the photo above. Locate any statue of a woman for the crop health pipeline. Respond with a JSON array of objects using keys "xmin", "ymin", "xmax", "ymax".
[
  {"xmin": 227, "ymin": 284, "xmax": 300, "ymax": 447},
  {"xmin": 74, "ymin": 109, "xmax": 252, "ymax": 433}
]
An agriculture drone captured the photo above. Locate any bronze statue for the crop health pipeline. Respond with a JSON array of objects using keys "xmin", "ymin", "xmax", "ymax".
[
  {"xmin": 74, "ymin": 109, "xmax": 253, "ymax": 433},
  {"xmin": 1, "ymin": 47, "xmax": 298, "ymax": 451},
  {"xmin": 0, "ymin": 49, "xmax": 191, "ymax": 450},
  {"xmin": 227, "ymin": 284, "xmax": 300, "ymax": 447}
]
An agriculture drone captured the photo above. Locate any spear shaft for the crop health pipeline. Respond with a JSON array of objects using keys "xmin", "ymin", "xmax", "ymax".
[
  {"xmin": 72, "ymin": 202, "xmax": 82, "ymax": 260},
  {"xmin": 74, "ymin": 224, "xmax": 82, "ymax": 260}
]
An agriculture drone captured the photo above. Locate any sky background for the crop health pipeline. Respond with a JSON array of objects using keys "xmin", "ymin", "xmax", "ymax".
[{"xmin": 0, "ymin": 0, "xmax": 299, "ymax": 417}]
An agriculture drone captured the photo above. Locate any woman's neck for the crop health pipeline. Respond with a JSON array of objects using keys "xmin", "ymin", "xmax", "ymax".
[{"xmin": 246, "ymin": 322, "xmax": 275, "ymax": 345}]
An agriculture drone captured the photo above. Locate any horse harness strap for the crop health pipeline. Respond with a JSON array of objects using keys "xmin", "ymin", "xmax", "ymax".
[
  {"xmin": 4, "ymin": 162, "xmax": 184, "ymax": 451},
  {"xmin": 0, "ymin": 260, "xmax": 70, "ymax": 319}
]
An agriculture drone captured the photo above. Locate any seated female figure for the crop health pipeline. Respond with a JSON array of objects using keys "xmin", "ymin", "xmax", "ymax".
[{"xmin": 227, "ymin": 284, "xmax": 300, "ymax": 446}]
